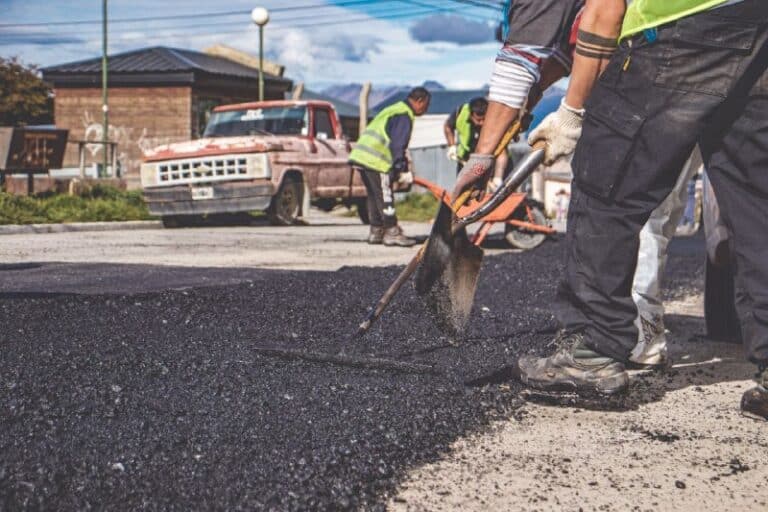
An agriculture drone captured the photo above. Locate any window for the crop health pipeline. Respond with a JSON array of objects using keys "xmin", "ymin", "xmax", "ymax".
[{"xmin": 313, "ymin": 108, "xmax": 334, "ymax": 139}]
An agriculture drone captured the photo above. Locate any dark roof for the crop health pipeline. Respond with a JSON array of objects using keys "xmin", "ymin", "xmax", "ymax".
[
  {"xmin": 288, "ymin": 88, "xmax": 360, "ymax": 118},
  {"xmin": 43, "ymin": 46, "xmax": 292, "ymax": 88},
  {"xmin": 371, "ymin": 87, "xmax": 489, "ymax": 115}
]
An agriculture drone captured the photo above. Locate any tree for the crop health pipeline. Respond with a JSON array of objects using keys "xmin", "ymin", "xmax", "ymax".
[{"xmin": 0, "ymin": 57, "xmax": 53, "ymax": 126}]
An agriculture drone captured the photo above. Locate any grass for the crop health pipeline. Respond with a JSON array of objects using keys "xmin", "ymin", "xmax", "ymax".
[
  {"xmin": 344, "ymin": 193, "xmax": 441, "ymax": 223},
  {"xmin": 0, "ymin": 184, "xmax": 152, "ymax": 225},
  {"xmin": 392, "ymin": 193, "xmax": 440, "ymax": 222}
]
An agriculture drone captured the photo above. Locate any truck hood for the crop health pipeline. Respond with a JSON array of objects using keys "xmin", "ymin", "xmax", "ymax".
[{"xmin": 143, "ymin": 136, "xmax": 292, "ymax": 162}]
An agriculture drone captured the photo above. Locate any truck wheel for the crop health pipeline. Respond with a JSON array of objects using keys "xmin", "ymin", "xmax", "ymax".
[
  {"xmin": 356, "ymin": 199, "xmax": 370, "ymax": 225},
  {"xmin": 268, "ymin": 177, "xmax": 302, "ymax": 226},
  {"xmin": 504, "ymin": 204, "xmax": 548, "ymax": 250},
  {"xmin": 704, "ymin": 251, "xmax": 742, "ymax": 343}
]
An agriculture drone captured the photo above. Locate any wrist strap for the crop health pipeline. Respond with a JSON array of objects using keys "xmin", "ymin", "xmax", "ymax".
[{"xmin": 560, "ymin": 98, "xmax": 585, "ymax": 117}]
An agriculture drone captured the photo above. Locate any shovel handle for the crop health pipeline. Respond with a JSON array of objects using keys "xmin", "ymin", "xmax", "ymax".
[
  {"xmin": 354, "ymin": 187, "xmax": 474, "ymax": 339},
  {"xmin": 353, "ymin": 119, "xmax": 526, "ymax": 340}
]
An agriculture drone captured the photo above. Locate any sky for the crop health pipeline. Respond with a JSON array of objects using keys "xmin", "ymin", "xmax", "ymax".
[{"xmin": 0, "ymin": 0, "xmax": 505, "ymax": 89}]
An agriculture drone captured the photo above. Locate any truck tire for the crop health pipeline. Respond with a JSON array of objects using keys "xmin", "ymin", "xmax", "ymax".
[
  {"xmin": 268, "ymin": 176, "xmax": 302, "ymax": 226},
  {"xmin": 356, "ymin": 199, "xmax": 370, "ymax": 225},
  {"xmin": 504, "ymin": 203, "xmax": 548, "ymax": 250}
]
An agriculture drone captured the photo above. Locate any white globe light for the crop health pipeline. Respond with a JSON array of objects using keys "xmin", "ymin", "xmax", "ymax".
[{"xmin": 251, "ymin": 7, "xmax": 270, "ymax": 26}]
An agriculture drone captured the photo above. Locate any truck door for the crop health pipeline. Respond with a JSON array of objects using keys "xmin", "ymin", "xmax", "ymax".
[{"xmin": 310, "ymin": 106, "xmax": 355, "ymax": 198}]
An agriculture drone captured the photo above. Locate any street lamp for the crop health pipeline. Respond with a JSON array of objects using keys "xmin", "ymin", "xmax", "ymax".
[{"xmin": 251, "ymin": 7, "xmax": 270, "ymax": 102}]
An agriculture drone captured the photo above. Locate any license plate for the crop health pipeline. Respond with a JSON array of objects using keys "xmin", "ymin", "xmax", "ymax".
[{"xmin": 191, "ymin": 186, "xmax": 214, "ymax": 200}]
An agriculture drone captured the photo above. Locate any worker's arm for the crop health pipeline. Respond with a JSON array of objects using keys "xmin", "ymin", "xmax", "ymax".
[
  {"xmin": 566, "ymin": 0, "xmax": 626, "ymax": 108},
  {"xmin": 443, "ymin": 109, "xmax": 457, "ymax": 146},
  {"xmin": 529, "ymin": 0, "xmax": 626, "ymax": 164},
  {"xmin": 386, "ymin": 114, "xmax": 413, "ymax": 174}
]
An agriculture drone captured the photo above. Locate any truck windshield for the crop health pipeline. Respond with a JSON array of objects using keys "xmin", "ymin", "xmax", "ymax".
[{"xmin": 203, "ymin": 106, "xmax": 308, "ymax": 137}]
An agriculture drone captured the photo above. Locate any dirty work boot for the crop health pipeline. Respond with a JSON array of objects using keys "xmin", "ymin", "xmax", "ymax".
[
  {"xmin": 383, "ymin": 225, "xmax": 417, "ymax": 247},
  {"xmin": 741, "ymin": 365, "xmax": 768, "ymax": 421},
  {"xmin": 368, "ymin": 226, "xmax": 384, "ymax": 245},
  {"xmin": 517, "ymin": 331, "xmax": 629, "ymax": 397},
  {"xmin": 628, "ymin": 313, "xmax": 669, "ymax": 369}
]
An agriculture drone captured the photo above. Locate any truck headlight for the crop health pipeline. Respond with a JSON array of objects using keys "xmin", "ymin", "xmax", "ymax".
[
  {"xmin": 140, "ymin": 163, "xmax": 158, "ymax": 187},
  {"xmin": 247, "ymin": 153, "xmax": 271, "ymax": 178}
]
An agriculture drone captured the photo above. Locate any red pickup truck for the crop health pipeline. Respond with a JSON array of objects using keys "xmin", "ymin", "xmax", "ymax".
[{"xmin": 140, "ymin": 100, "xmax": 370, "ymax": 226}]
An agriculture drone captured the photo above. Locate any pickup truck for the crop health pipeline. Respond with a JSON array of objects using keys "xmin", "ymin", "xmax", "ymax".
[{"xmin": 140, "ymin": 100, "xmax": 370, "ymax": 227}]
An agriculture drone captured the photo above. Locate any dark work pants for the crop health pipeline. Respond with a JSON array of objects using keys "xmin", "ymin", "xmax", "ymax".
[
  {"xmin": 558, "ymin": 0, "xmax": 768, "ymax": 365},
  {"xmin": 356, "ymin": 166, "xmax": 397, "ymax": 229}
]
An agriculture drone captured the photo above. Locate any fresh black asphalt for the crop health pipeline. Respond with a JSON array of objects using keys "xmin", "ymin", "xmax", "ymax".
[{"xmin": 0, "ymin": 235, "xmax": 705, "ymax": 510}]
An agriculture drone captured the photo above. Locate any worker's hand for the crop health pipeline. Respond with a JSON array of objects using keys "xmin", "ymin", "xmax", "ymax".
[
  {"xmin": 527, "ymin": 99, "xmax": 584, "ymax": 165},
  {"xmin": 486, "ymin": 176, "xmax": 503, "ymax": 195},
  {"xmin": 397, "ymin": 170, "xmax": 414, "ymax": 186},
  {"xmin": 451, "ymin": 153, "xmax": 494, "ymax": 205},
  {"xmin": 446, "ymin": 145, "xmax": 459, "ymax": 161}
]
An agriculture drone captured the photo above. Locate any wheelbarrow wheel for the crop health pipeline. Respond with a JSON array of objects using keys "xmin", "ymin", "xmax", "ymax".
[{"xmin": 505, "ymin": 204, "xmax": 548, "ymax": 250}]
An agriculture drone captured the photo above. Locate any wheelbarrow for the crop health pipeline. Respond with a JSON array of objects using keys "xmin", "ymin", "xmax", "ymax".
[{"xmin": 412, "ymin": 176, "xmax": 555, "ymax": 250}]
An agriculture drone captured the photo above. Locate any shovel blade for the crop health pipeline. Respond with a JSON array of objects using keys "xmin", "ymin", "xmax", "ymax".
[{"xmin": 415, "ymin": 201, "xmax": 483, "ymax": 337}]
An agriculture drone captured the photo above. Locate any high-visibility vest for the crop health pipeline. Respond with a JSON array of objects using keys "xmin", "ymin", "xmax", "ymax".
[
  {"xmin": 455, "ymin": 103, "xmax": 474, "ymax": 162},
  {"xmin": 349, "ymin": 101, "xmax": 415, "ymax": 174},
  {"xmin": 621, "ymin": 0, "xmax": 729, "ymax": 39}
]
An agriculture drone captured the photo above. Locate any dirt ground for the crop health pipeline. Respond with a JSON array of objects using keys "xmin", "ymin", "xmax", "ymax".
[{"xmin": 390, "ymin": 294, "xmax": 768, "ymax": 512}]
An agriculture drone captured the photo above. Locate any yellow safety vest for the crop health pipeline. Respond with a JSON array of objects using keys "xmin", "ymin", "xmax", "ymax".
[
  {"xmin": 349, "ymin": 101, "xmax": 415, "ymax": 174},
  {"xmin": 621, "ymin": 0, "xmax": 730, "ymax": 39},
  {"xmin": 455, "ymin": 103, "xmax": 474, "ymax": 162}
]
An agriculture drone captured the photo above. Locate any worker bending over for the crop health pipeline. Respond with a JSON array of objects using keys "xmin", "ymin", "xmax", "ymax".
[
  {"xmin": 444, "ymin": 97, "xmax": 509, "ymax": 193},
  {"xmin": 349, "ymin": 87, "xmax": 431, "ymax": 247}
]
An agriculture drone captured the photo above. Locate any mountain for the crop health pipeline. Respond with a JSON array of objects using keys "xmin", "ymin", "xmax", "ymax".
[{"xmin": 320, "ymin": 81, "xmax": 446, "ymax": 106}]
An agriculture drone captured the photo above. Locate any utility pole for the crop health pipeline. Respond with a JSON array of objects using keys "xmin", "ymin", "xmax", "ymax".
[
  {"xmin": 102, "ymin": 0, "xmax": 109, "ymax": 177},
  {"xmin": 251, "ymin": 7, "xmax": 270, "ymax": 101}
]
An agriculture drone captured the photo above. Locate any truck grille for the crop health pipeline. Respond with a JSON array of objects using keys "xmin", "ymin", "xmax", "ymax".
[{"xmin": 158, "ymin": 157, "xmax": 249, "ymax": 184}]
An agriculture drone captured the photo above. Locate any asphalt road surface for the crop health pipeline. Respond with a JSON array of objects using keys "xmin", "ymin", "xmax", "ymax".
[{"xmin": 1, "ymin": 220, "xmax": 765, "ymax": 511}]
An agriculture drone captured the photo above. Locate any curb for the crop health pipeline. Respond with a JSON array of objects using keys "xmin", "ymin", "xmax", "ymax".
[{"xmin": 0, "ymin": 220, "xmax": 163, "ymax": 235}]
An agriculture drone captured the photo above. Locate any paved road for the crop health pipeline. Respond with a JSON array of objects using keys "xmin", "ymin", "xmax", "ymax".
[{"xmin": 0, "ymin": 210, "xmax": 514, "ymax": 294}]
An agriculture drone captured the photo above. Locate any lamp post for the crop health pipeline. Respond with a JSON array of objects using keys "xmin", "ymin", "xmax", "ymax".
[
  {"xmin": 251, "ymin": 7, "xmax": 270, "ymax": 101},
  {"xmin": 102, "ymin": 0, "xmax": 109, "ymax": 176}
]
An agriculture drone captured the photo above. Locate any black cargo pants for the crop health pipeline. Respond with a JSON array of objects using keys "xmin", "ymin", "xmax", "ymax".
[
  {"xmin": 355, "ymin": 165, "xmax": 397, "ymax": 229},
  {"xmin": 557, "ymin": 0, "xmax": 768, "ymax": 365}
]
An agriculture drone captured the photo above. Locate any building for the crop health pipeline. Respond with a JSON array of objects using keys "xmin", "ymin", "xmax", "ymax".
[{"xmin": 42, "ymin": 46, "xmax": 292, "ymax": 188}]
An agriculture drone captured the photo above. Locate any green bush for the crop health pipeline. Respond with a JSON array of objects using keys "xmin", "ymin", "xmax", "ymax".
[
  {"xmin": 393, "ymin": 193, "xmax": 440, "ymax": 222},
  {"xmin": 0, "ymin": 185, "xmax": 152, "ymax": 225}
]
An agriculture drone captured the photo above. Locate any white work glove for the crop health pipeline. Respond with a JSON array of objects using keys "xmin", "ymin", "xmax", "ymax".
[
  {"xmin": 397, "ymin": 170, "xmax": 414, "ymax": 186},
  {"xmin": 486, "ymin": 176, "xmax": 503, "ymax": 194},
  {"xmin": 446, "ymin": 145, "xmax": 459, "ymax": 161},
  {"xmin": 528, "ymin": 98, "xmax": 585, "ymax": 165}
]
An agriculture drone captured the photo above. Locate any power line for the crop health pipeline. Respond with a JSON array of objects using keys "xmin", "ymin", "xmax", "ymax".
[
  {"xmin": 0, "ymin": 0, "xmax": 397, "ymax": 29},
  {"xmin": 0, "ymin": 1, "xmax": 494, "ymax": 42}
]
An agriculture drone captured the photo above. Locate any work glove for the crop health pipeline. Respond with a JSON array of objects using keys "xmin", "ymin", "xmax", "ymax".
[
  {"xmin": 527, "ymin": 98, "xmax": 584, "ymax": 165},
  {"xmin": 397, "ymin": 170, "xmax": 414, "ymax": 186},
  {"xmin": 451, "ymin": 153, "xmax": 494, "ymax": 204},
  {"xmin": 446, "ymin": 145, "xmax": 459, "ymax": 161},
  {"xmin": 486, "ymin": 176, "xmax": 503, "ymax": 194}
]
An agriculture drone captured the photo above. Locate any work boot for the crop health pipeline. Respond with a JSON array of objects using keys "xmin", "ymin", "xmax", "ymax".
[
  {"xmin": 628, "ymin": 313, "xmax": 669, "ymax": 369},
  {"xmin": 383, "ymin": 225, "xmax": 417, "ymax": 247},
  {"xmin": 517, "ymin": 331, "xmax": 629, "ymax": 396},
  {"xmin": 741, "ymin": 365, "xmax": 768, "ymax": 421},
  {"xmin": 368, "ymin": 226, "xmax": 384, "ymax": 245}
]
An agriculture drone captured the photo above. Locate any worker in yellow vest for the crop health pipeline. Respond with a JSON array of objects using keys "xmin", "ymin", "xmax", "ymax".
[
  {"xmin": 349, "ymin": 87, "xmax": 431, "ymax": 247},
  {"xmin": 499, "ymin": 0, "xmax": 768, "ymax": 420},
  {"xmin": 444, "ymin": 97, "xmax": 510, "ymax": 192}
]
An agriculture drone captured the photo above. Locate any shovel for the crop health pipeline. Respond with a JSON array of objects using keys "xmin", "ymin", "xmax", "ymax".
[
  {"xmin": 353, "ymin": 120, "xmax": 525, "ymax": 339},
  {"xmin": 414, "ymin": 140, "xmax": 547, "ymax": 337}
]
